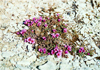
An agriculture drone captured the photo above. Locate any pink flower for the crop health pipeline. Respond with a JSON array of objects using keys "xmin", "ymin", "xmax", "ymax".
[
  {"xmin": 51, "ymin": 50, "xmax": 55, "ymax": 55},
  {"xmin": 65, "ymin": 50, "xmax": 68, "ymax": 54},
  {"xmin": 27, "ymin": 37, "xmax": 31, "ymax": 43},
  {"xmin": 52, "ymin": 29, "xmax": 56, "ymax": 32},
  {"xmin": 24, "ymin": 39, "xmax": 27, "ymax": 42},
  {"xmin": 58, "ymin": 19, "xmax": 61, "ymax": 22},
  {"xmin": 63, "ymin": 28, "xmax": 67, "ymax": 33},
  {"xmin": 43, "ymin": 19, "xmax": 46, "ymax": 22},
  {"xmin": 56, "ymin": 33, "xmax": 60, "ymax": 38},
  {"xmin": 31, "ymin": 39, "xmax": 35, "ymax": 44},
  {"xmin": 17, "ymin": 32, "xmax": 20, "ymax": 35},
  {"xmin": 51, "ymin": 33, "xmax": 56, "ymax": 38},
  {"xmin": 80, "ymin": 47, "xmax": 84, "ymax": 51},
  {"xmin": 39, "ymin": 16, "xmax": 42, "ymax": 21},
  {"xmin": 57, "ymin": 13, "xmax": 59, "ymax": 16},
  {"xmin": 64, "ymin": 45, "xmax": 67, "ymax": 48},
  {"xmin": 20, "ymin": 29, "xmax": 27, "ymax": 35},
  {"xmin": 35, "ymin": 19, "xmax": 38, "ymax": 23},
  {"xmin": 67, "ymin": 46, "xmax": 71, "ymax": 51},
  {"xmin": 31, "ymin": 21, "xmax": 34, "ymax": 26},
  {"xmin": 56, "ymin": 52, "xmax": 62, "ymax": 58},
  {"xmin": 43, "ymin": 48, "xmax": 46, "ymax": 54},
  {"xmin": 32, "ymin": 30, "xmax": 34, "ymax": 32},
  {"xmin": 44, "ymin": 24, "xmax": 48, "ymax": 27},
  {"xmin": 28, "ymin": 23, "xmax": 30, "ymax": 26},
  {"xmin": 79, "ymin": 49, "xmax": 82, "ymax": 53},
  {"xmin": 48, "ymin": 17, "xmax": 50, "ymax": 19},
  {"xmin": 54, "ymin": 46, "xmax": 58, "ymax": 53},
  {"xmin": 42, "ymin": 36, "xmax": 46, "ymax": 40},
  {"xmin": 39, "ymin": 48, "xmax": 42, "ymax": 52},
  {"xmin": 48, "ymin": 53, "xmax": 50, "ymax": 55},
  {"xmin": 58, "ymin": 49, "xmax": 62, "ymax": 53},
  {"xmin": 87, "ymin": 53, "xmax": 90, "ymax": 55},
  {"xmin": 37, "ymin": 22, "xmax": 41, "ymax": 27},
  {"xmin": 33, "ymin": 17, "xmax": 36, "ymax": 20},
  {"xmin": 27, "ymin": 19, "xmax": 30, "ymax": 22},
  {"xmin": 65, "ymin": 24, "xmax": 67, "ymax": 26},
  {"xmin": 83, "ymin": 50, "xmax": 85, "ymax": 53}
]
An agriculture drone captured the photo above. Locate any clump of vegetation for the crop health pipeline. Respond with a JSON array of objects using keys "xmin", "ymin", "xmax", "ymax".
[{"xmin": 15, "ymin": 8, "xmax": 94, "ymax": 58}]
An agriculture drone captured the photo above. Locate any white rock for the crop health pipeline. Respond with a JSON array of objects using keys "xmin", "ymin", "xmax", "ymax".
[
  {"xmin": 39, "ymin": 61, "xmax": 56, "ymax": 70},
  {"xmin": 1, "ymin": 51, "xmax": 15, "ymax": 58},
  {"xmin": 0, "ymin": 30, "xmax": 3, "ymax": 38},
  {"xmin": 17, "ymin": 60, "xmax": 31, "ymax": 66},
  {"xmin": 16, "ymin": 65, "xmax": 30, "ymax": 70}
]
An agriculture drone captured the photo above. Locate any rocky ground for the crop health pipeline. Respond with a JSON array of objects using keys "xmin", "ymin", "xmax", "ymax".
[{"xmin": 0, "ymin": 0, "xmax": 100, "ymax": 70}]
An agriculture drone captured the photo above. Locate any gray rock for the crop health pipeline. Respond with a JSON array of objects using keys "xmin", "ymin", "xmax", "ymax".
[{"xmin": 39, "ymin": 61, "xmax": 56, "ymax": 70}]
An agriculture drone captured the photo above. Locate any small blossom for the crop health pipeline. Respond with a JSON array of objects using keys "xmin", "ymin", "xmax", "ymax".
[
  {"xmin": 43, "ymin": 19, "xmax": 46, "ymax": 22},
  {"xmin": 83, "ymin": 50, "xmax": 85, "ymax": 53},
  {"xmin": 87, "ymin": 53, "xmax": 90, "ymax": 55},
  {"xmin": 80, "ymin": 47, "xmax": 84, "ymax": 51},
  {"xmin": 27, "ymin": 37, "xmax": 31, "ymax": 43},
  {"xmin": 39, "ymin": 16, "xmax": 42, "ymax": 21},
  {"xmin": 28, "ymin": 23, "xmax": 30, "ymax": 26},
  {"xmin": 38, "ymin": 48, "xmax": 42, "ymax": 52},
  {"xmin": 48, "ymin": 53, "xmax": 50, "ymax": 55},
  {"xmin": 67, "ymin": 46, "xmax": 71, "ymax": 51},
  {"xmin": 17, "ymin": 32, "xmax": 20, "ymax": 35},
  {"xmin": 33, "ymin": 17, "xmax": 36, "ymax": 20},
  {"xmin": 35, "ymin": 19, "xmax": 38, "ymax": 23},
  {"xmin": 43, "ymin": 48, "xmax": 46, "ymax": 54},
  {"xmin": 56, "ymin": 33, "xmax": 60, "ymax": 38},
  {"xmin": 57, "ymin": 13, "xmax": 59, "ymax": 16},
  {"xmin": 65, "ymin": 24, "xmax": 67, "ymax": 26},
  {"xmin": 79, "ymin": 49, "xmax": 82, "ymax": 53},
  {"xmin": 48, "ymin": 17, "xmax": 50, "ymax": 19},
  {"xmin": 24, "ymin": 39, "xmax": 27, "ymax": 42},
  {"xmin": 32, "ymin": 30, "xmax": 34, "ymax": 32},
  {"xmin": 52, "ymin": 29, "xmax": 56, "ymax": 32},
  {"xmin": 27, "ymin": 19, "xmax": 30, "ymax": 22},
  {"xmin": 44, "ymin": 24, "xmax": 48, "ymax": 27},
  {"xmin": 31, "ymin": 39, "xmax": 35, "ymax": 44},
  {"xmin": 64, "ymin": 45, "xmax": 67, "ymax": 48},
  {"xmin": 42, "ymin": 36, "xmax": 46, "ymax": 40},
  {"xmin": 56, "ymin": 52, "xmax": 62, "ymax": 58},
  {"xmin": 51, "ymin": 50, "xmax": 55, "ymax": 55},
  {"xmin": 63, "ymin": 28, "xmax": 67, "ymax": 33},
  {"xmin": 58, "ymin": 19, "xmax": 61, "ymax": 22},
  {"xmin": 37, "ymin": 22, "xmax": 41, "ymax": 27},
  {"xmin": 65, "ymin": 50, "xmax": 68, "ymax": 54},
  {"xmin": 58, "ymin": 49, "xmax": 62, "ymax": 53},
  {"xmin": 54, "ymin": 46, "xmax": 58, "ymax": 53},
  {"xmin": 51, "ymin": 33, "xmax": 56, "ymax": 38},
  {"xmin": 20, "ymin": 29, "xmax": 27, "ymax": 35}
]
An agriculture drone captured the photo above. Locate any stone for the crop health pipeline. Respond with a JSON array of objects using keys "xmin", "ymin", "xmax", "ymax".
[
  {"xmin": 16, "ymin": 65, "xmax": 30, "ymax": 70},
  {"xmin": 39, "ymin": 61, "xmax": 56, "ymax": 70},
  {"xmin": 1, "ymin": 51, "xmax": 15, "ymax": 58}
]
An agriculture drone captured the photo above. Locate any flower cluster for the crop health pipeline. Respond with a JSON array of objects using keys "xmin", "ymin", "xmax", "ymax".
[
  {"xmin": 24, "ymin": 37, "xmax": 35, "ymax": 44},
  {"xmin": 79, "ymin": 47, "xmax": 85, "ymax": 53},
  {"xmin": 38, "ymin": 48, "xmax": 46, "ymax": 54}
]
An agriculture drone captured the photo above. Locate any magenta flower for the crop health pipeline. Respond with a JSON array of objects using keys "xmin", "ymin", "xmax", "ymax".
[
  {"xmin": 64, "ymin": 45, "xmax": 67, "ymax": 48},
  {"xmin": 48, "ymin": 53, "xmax": 50, "ymax": 55},
  {"xmin": 27, "ymin": 37, "xmax": 31, "ymax": 43},
  {"xmin": 56, "ymin": 33, "xmax": 60, "ymax": 38},
  {"xmin": 37, "ymin": 22, "xmax": 41, "ymax": 27},
  {"xmin": 51, "ymin": 33, "xmax": 56, "ymax": 38},
  {"xmin": 38, "ymin": 48, "xmax": 42, "ymax": 52},
  {"xmin": 43, "ymin": 19, "xmax": 46, "ymax": 22},
  {"xmin": 31, "ymin": 39, "xmax": 35, "ymax": 44},
  {"xmin": 35, "ymin": 19, "xmax": 38, "ymax": 23},
  {"xmin": 87, "ymin": 53, "xmax": 90, "ymax": 55},
  {"xmin": 27, "ymin": 19, "xmax": 30, "ymax": 22},
  {"xmin": 83, "ymin": 50, "xmax": 85, "ymax": 53},
  {"xmin": 57, "ymin": 13, "xmax": 59, "ymax": 16},
  {"xmin": 79, "ymin": 49, "xmax": 82, "ymax": 53},
  {"xmin": 43, "ymin": 48, "xmax": 46, "ymax": 54},
  {"xmin": 24, "ymin": 39, "xmax": 27, "ymax": 42},
  {"xmin": 32, "ymin": 30, "xmax": 34, "ymax": 32},
  {"xmin": 52, "ymin": 29, "xmax": 56, "ymax": 32},
  {"xmin": 56, "ymin": 52, "xmax": 62, "ymax": 58},
  {"xmin": 33, "ymin": 17, "xmax": 36, "ymax": 20},
  {"xmin": 44, "ymin": 24, "xmax": 48, "ymax": 27},
  {"xmin": 54, "ymin": 46, "xmax": 58, "ymax": 53},
  {"xmin": 17, "ymin": 32, "xmax": 20, "ymax": 35},
  {"xmin": 58, "ymin": 49, "xmax": 62, "ymax": 53},
  {"xmin": 42, "ymin": 36, "xmax": 46, "ymax": 40},
  {"xmin": 28, "ymin": 23, "xmax": 30, "ymax": 26},
  {"xmin": 48, "ymin": 17, "xmax": 50, "ymax": 20},
  {"xmin": 20, "ymin": 29, "xmax": 27, "ymax": 35},
  {"xmin": 31, "ymin": 21, "xmax": 34, "ymax": 26},
  {"xmin": 67, "ymin": 46, "xmax": 71, "ymax": 51},
  {"xmin": 58, "ymin": 19, "xmax": 61, "ymax": 22},
  {"xmin": 51, "ymin": 50, "xmax": 55, "ymax": 55},
  {"xmin": 39, "ymin": 16, "xmax": 42, "ymax": 21},
  {"xmin": 24, "ymin": 20, "xmax": 28, "ymax": 24},
  {"xmin": 63, "ymin": 28, "xmax": 67, "ymax": 33},
  {"xmin": 65, "ymin": 50, "xmax": 68, "ymax": 54}
]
